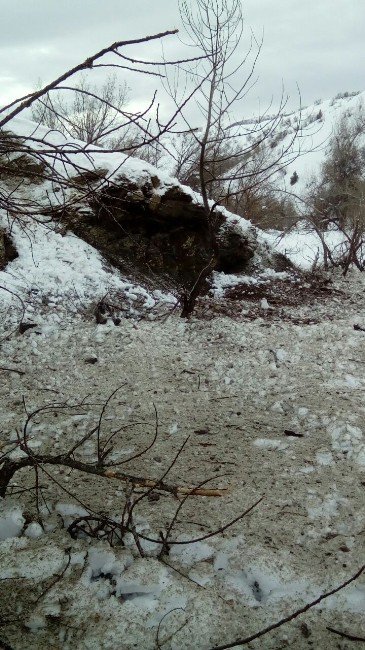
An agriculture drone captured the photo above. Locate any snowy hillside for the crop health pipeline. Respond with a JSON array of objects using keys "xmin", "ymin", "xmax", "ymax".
[{"xmin": 246, "ymin": 90, "xmax": 365, "ymax": 195}]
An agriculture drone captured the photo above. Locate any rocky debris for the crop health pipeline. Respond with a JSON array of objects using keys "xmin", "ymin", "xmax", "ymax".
[
  {"xmin": 84, "ymin": 356, "xmax": 98, "ymax": 364},
  {"xmin": 224, "ymin": 272, "xmax": 337, "ymax": 306},
  {"xmin": 192, "ymin": 271, "xmax": 349, "ymax": 322},
  {"xmin": 0, "ymin": 271, "xmax": 364, "ymax": 649},
  {"xmin": 62, "ymin": 172, "xmax": 290, "ymax": 291}
]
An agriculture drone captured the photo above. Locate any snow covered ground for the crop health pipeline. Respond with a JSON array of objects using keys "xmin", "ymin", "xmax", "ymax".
[
  {"xmin": 0, "ymin": 210, "xmax": 175, "ymax": 334},
  {"xmin": 1, "ymin": 225, "xmax": 365, "ymax": 648},
  {"xmin": 270, "ymin": 91, "xmax": 365, "ymax": 195}
]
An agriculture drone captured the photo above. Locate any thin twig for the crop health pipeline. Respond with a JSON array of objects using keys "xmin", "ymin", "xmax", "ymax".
[
  {"xmin": 156, "ymin": 608, "xmax": 188, "ymax": 649},
  {"xmin": 327, "ymin": 627, "xmax": 365, "ymax": 643},
  {"xmin": 0, "ymin": 367, "xmax": 25, "ymax": 375},
  {"xmin": 34, "ymin": 549, "xmax": 72, "ymax": 604},
  {"xmin": 0, "ymin": 31, "xmax": 178, "ymax": 127}
]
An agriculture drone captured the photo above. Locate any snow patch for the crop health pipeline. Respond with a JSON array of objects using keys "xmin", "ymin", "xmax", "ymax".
[{"xmin": 0, "ymin": 506, "xmax": 25, "ymax": 540}]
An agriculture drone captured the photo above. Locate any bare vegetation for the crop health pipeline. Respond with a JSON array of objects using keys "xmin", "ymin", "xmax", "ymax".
[
  {"xmin": 300, "ymin": 103, "xmax": 365, "ymax": 273},
  {"xmin": 31, "ymin": 74, "xmax": 130, "ymax": 147}
]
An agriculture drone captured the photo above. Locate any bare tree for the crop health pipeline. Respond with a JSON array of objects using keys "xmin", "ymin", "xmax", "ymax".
[
  {"xmin": 31, "ymin": 74, "xmax": 130, "ymax": 147},
  {"xmin": 163, "ymin": 0, "xmax": 301, "ymax": 316},
  {"xmin": 171, "ymin": 129, "xmax": 242, "ymax": 196},
  {"xmin": 309, "ymin": 104, "xmax": 365, "ymax": 230}
]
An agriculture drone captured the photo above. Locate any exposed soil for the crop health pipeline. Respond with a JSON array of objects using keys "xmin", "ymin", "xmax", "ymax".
[
  {"xmin": 61, "ymin": 179, "xmax": 246, "ymax": 289},
  {"xmin": 194, "ymin": 271, "xmax": 350, "ymax": 325},
  {"xmin": 224, "ymin": 273, "xmax": 337, "ymax": 305}
]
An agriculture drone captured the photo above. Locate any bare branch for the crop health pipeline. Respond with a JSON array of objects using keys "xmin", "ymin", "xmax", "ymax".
[
  {"xmin": 0, "ymin": 30, "xmax": 178, "ymax": 127},
  {"xmin": 327, "ymin": 626, "xmax": 365, "ymax": 643}
]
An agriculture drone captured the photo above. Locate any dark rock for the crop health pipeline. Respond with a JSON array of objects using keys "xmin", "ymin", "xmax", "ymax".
[
  {"xmin": 339, "ymin": 544, "xmax": 350, "ymax": 552},
  {"xmin": 19, "ymin": 322, "xmax": 37, "ymax": 334},
  {"xmin": 216, "ymin": 230, "xmax": 255, "ymax": 272},
  {"xmin": 0, "ymin": 229, "xmax": 18, "ymax": 271},
  {"xmin": 271, "ymin": 252, "xmax": 294, "ymax": 272},
  {"xmin": 147, "ymin": 492, "xmax": 160, "ymax": 502},
  {"xmin": 63, "ymin": 171, "xmax": 290, "ymax": 292},
  {"xmin": 95, "ymin": 308, "xmax": 108, "ymax": 325},
  {"xmin": 354, "ymin": 323, "xmax": 365, "ymax": 332},
  {"xmin": 300, "ymin": 622, "xmax": 311, "ymax": 638},
  {"xmin": 284, "ymin": 430, "xmax": 304, "ymax": 438}
]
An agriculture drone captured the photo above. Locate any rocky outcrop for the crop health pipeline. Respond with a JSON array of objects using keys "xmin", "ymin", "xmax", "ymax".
[{"xmin": 63, "ymin": 171, "xmax": 290, "ymax": 290}]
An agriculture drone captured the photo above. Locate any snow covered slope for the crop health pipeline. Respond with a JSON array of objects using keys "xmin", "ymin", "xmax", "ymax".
[{"xmin": 248, "ymin": 90, "xmax": 365, "ymax": 195}]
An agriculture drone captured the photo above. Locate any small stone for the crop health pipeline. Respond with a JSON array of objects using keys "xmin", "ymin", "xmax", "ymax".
[
  {"xmin": 299, "ymin": 622, "xmax": 311, "ymax": 638},
  {"xmin": 147, "ymin": 493, "xmax": 160, "ymax": 502},
  {"xmin": 339, "ymin": 544, "xmax": 350, "ymax": 552},
  {"xmin": 19, "ymin": 322, "xmax": 37, "ymax": 334}
]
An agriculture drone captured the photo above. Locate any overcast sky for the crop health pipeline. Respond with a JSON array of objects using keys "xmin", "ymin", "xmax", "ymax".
[{"xmin": 1, "ymin": 0, "xmax": 364, "ymax": 120}]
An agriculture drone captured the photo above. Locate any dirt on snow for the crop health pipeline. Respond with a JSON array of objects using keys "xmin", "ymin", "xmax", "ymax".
[{"xmin": 0, "ymin": 271, "xmax": 364, "ymax": 649}]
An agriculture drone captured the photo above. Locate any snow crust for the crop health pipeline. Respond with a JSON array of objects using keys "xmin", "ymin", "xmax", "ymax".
[
  {"xmin": 0, "ymin": 210, "xmax": 174, "ymax": 328},
  {"xmin": 0, "ymin": 506, "xmax": 25, "ymax": 541}
]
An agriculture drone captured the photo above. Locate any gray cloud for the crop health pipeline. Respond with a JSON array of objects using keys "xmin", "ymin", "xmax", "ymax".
[{"xmin": 0, "ymin": 0, "xmax": 364, "ymax": 115}]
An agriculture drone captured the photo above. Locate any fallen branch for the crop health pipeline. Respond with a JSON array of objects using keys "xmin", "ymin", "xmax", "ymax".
[
  {"xmin": 0, "ymin": 395, "xmax": 232, "ymax": 499},
  {"xmin": 0, "ymin": 454, "xmax": 229, "ymax": 498},
  {"xmin": 103, "ymin": 469, "xmax": 229, "ymax": 496},
  {"xmin": 136, "ymin": 496, "xmax": 263, "ymax": 547}
]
